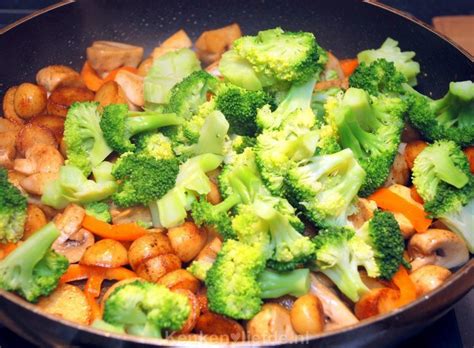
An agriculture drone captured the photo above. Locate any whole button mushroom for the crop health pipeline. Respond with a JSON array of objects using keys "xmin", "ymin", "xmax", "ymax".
[
  {"xmin": 409, "ymin": 265, "xmax": 452, "ymax": 296},
  {"xmin": 13, "ymin": 83, "xmax": 47, "ymax": 119},
  {"xmin": 36, "ymin": 65, "xmax": 85, "ymax": 92}
]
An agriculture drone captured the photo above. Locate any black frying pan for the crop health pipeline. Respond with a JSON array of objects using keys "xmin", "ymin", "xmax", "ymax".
[{"xmin": 0, "ymin": 1, "xmax": 473, "ymax": 346}]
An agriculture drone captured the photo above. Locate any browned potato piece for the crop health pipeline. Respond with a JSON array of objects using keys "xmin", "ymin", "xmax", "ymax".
[
  {"xmin": 0, "ymin": 118, "xmax": 21, "ymax": 133},
  {"xmin": 16, "ymin": 123, "xmax": 57, "ymax": 156},
  {"xmin": 47, "ymin": 86, "xmax": 95, "ymax": 117},
  {"xmin": 29, "ymin": 114, "xmax": 65, "ymax": 142},
  {"xmin": 170, "ymin": 334, "xmax": 229, "ymax": 342},
  {"xmin": 128, "ymin": 233, "xmax": 173, "ymax": 271},
  {"xmin": 206, "ymin": 181, "xmax": 222, "ymax": 205},
  {"xmin": 137, "ymin": 57, "xmax": 153, "ymax": 77},
  {"xmin": 290, "ymin": 294, "xmax": 325, "ymax": 335},
  {"xmin": 158, "ymin": 269, "xmax": 200, "ymax": 293},
  {"xmin": 37, "ymin": 284, "xmax": 91, "ymax": 325},
  {"xmin": 195, "ymin": 24, "xmax": 242, "ymax": 65},
  {"xmin": 87, "ymin": 41, "xmax": 144, "ymax": 74},
  {"xmin": 404, "ymin": 140, "xmax": 428, "ymax": 170},
  {"xmin": 136, "ymin": 253, "xmax": 182, "ymax": 282},
  {"xmin": 94, "ymin": 80, "xmax": 127, "ymax": 108},
  {"xmin": 81, "ymin": 239, "xmax": 128, "ymax": 268},
  {"xmin": 246, "ymin": 303, "xmax": 296, "ymax": 342},
  {"xmin": 36, "ymin": 65, "xmax": 85, "ymax": 92},
  {"xmin": 168, "ymin": 222, "xmax": 207, "ymax": 263},
  {"xmin": 23, "ymin": 204, "xmax": 48, "ymax": 240},
  {"xmin": 194, "ymin": 312, "xmax": 245, "ymax": 342},
  {"xmin": 3, "ymin": 86, "xmax": 24, "ymax": 124},
  {"xmin": 13, "ymin": 83, "xmax": 47, "ymax": 119},
  {"xmin": 173, "ymin": 289, "xmax": 200, "ymax": 334}
]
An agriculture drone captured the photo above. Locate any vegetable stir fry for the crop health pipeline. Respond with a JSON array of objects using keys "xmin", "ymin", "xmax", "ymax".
[{"xmin": 0, "ymin": 24, "xmax": 472, "ymax": 343}]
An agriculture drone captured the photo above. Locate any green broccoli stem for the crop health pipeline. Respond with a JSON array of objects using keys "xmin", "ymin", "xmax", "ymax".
[
  {"xmin": 1, "ymin": 223, "xmax": 59, "ymax": 286},
  {"xmin": 126, "ymin": 113, "xmax": 182, "ymax": 137},
  {"xmin": 228, "ymin": 167, "xmax": 264, "ymax": 204},
  {"xmin": 212, "ymin": 193, "xmax": 242, "ymax": 214},
  {"xmin": 278, "ymin": 77, "xmax": 317, "ymax": 114},
  {"xmin": 90, "ymin": 132, "xmax": 113, "ymax": 168},
  {"xmin": 266, "ymin": 213, "xmax": 305, "ymax": 260},
  {"xmin": 432, "ymin": 150, "xmax": 469, "ymax": 189},
  {"xmin": 321, "ymin": 263, "xmax": 368, "ymax": 302},
  {"xmin": 258, "ymin": 268, "xmax": 310, "ymax": 298},
  {"xmin": 342, "ymin": 88, "xmax": 381, "ymax": 131}
]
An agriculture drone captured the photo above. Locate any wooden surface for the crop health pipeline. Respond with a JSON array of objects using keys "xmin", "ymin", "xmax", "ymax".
[{"xmin": 433, "ymin": 15, "xmax": 474, "ymax": 56}]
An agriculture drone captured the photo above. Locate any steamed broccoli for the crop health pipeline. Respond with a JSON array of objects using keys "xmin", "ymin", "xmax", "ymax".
[
  {"xmin": 215, "ymin": 84, "xmax": 274, "ymax": 136},
  {"xmin": 0, "ymin": 222, "xmax": 69, "ymax": 302},
  {"xmin": 205, "ymin": 240, "xmax": 266, "ymax": 320},
  {"xmin": 357, "ymin": 37, "xmax": 420, "ymax": 86},
  {"xmin": 406, "ymin": 81, "xmax": 474, "ymax": 147},
  {"xmin": 356, "ymin": 211, "xmax": 405, "ymax": 280},
  {"xmin": 187, "ymin": 259, "xmax": 213, "ymax": 281},
  {"xmin": 0, "ymin": 168, "xmax": 27, "ymax": 243},
  {"xmin": 326, "ymin": 87, "xmax": 406, "ymax": 195},
  {"xmin": 42, "ymin": 162, "xmax": 117, "ymax": 209},
  {"xmin": 133, "ymin": 132, "xmax": 175, "ymax": 160},
  {"xmin": 258, "ymin": 268, "xmax": 310, "ymax": 299},
  {"xmin": 144, "ymin": 48, "xmax": 201, "ymax": 106},
  {"xmin": 438, "ymin": 199, "xmax": 474, "ymax": 252},
  {"xmin": 312, "ymin": 227, "xmax": 371, "ymax": 302},
  {"xmin": 349, "ymin": 58, "xmax": 406, "ymax": 96},
  {"xmin": 100, "ymin": 103, "xmax": 182, "ymax": 154},
  {"xmin": 111, "ymin": 152, "xmax": 179, "ymax": 208},
  {"xmin": 84, "ymin": 201, "xmax": 112, "ymax": 223},
  {"xmin": 285, "ymin": 148, "xmax": 366, "ymax": 228},
  {"xmin": 166, "ymin": 70, "xmax": 219, "ymax": 120},
  {"xmin": 311, "ymin": 87, "xmax": 342, "ymax": 122},
  {"xmin": 103, "ymin": 280, "xmax": 190, "ymax": 338},
  {"xmin": 412, "ymin": 140, "xmax": 473, "ymax": 217},
  {"xmin": 148, "ymin": 153, "xmax": 223, "ymax": 228},
  {"xmin": 64, "ymin": 102, "xmax": 112, "ymax": 175}
]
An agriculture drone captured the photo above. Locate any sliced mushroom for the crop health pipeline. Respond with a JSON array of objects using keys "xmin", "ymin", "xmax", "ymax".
[
  {"xmin": 408, "ymin": 229, "xmax": 469, "ymax": 271},
  {"xmin": 14, "ymin": 144, "xmax": 64, "ymax": 175},
  {"xmin": 348, "ymin": 198, "xmax": 377, "ymax": 229},
  {"xmin": 114, "ymin": 70, "xmax": 144, "ymax": 107},
  {"xmin": 87, "ymin": 41, "xmax": 144, "ymax": 74},
  {"xmin": 246, "ymin": 303, "xmax": 296, "ymax": 342},
  {"xmin": 36, "ymin": 65, "xmax": 85, "ymax": 92},
  {"xmin": 195, "ymin": 312, "xmax": 245, "ymax": 342},
  {"xmin": 309, "ymin": 273, "xmax": 359, "ymax": 331},
  {"xmin": 80, "ymin": 239, "xmax": 128, "ymax": 267},
  {"xmin": 23, "ymin": 204, "xmax": 48, "ymax": 240},
  {"xmin": 54, "ymin": 228, "xmax": 95, "ymax": 264},
  {"xmin": 409, "ymin": 265, "xmax": 452, "ymax": 296},
  {"xmin": 19, "ymin": 172, "xmax": 58, "ymax": 195},
  {"xmin": 152, "ymin": 30, "xmax": 192, "ymax": 60},
  {"xmin": 46, "ymin": 86, "xmax": 95, "ymax": 117},
  {"xmin": 29, "ymin": 114, "xmax": 65, "ymax": 142},
  {"xmin": 94, "ymin": 80, "xmax": 127, "ymax": 108}
]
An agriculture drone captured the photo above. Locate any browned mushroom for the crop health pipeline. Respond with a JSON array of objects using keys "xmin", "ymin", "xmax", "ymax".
[
  {"xmin": 3, "ymin": 86, "xmax": 24, "ymax": 124},
  {"xmin": 195, "ymin": 311, "xmax": 246, "ymax": 342},
  {"xmin": 36, "ymin": 65, "xmax": 85, "ymax": 92},
  {"xmin": 46, "ymin": 86, "xmax": 95, "ymax": 117},
  {"xmin": 246, "ymin": 303, "xmax": 297, "ymax": 342},
  {"xmin": 14, "ymin": 144, "xmax": 64, "ymax": 175},
  {"xmin": 0, "ymin": 131, "xmax": 17, "ymax": 168},
  {"xmin": 54, "ymin": 228, "xmax": 95, "ymax": 264},
  {"xmin": 80, "ymin": 239, "xmax": 128, "ymax": 268},
  {"xmin": 94, "ymin": 80, "xmax": 127, "ymax": 108},
  {"xmin": 290, "ymin": 294, "xmax": 325, "ymax": 335},
  {"xmin": 384, "ymin": 150, "xmax": 410, "ymax": 187},
  {"xmin": 87, "ymin": 41, "xmax": 144, "ymax": 74},
  {"xmin": 409, "ymin": 265, "xmax": 451, "ymax": 296},
  {"xmin": 13, "ymin": 83, "xmax": 47, "ymax": 119},
  {"xmin": 110, "ymin": 204, "xmax": 152, "ymax": 226},
  {"xmin": 29, "ymin": 114, "xmax": 65, "ymax": 142},
  {"xmin": 16, "ymin": 123, "xmax": 58, "ymax": 156},
  {"xmin": 168, "ymin": 222, "xmax": 208, "ymax": 262},
  {"xmin": 408, "ymin": 229, "xmax": 469, "ymax": 271},
  {"xmin": 23, "ymin": 204, "xmax": 48, "ymax": 240}
]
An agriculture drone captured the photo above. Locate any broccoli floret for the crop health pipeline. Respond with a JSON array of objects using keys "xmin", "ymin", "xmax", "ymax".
[
  {"xmin": 230, "ymin": 135, "xmax": 256, "ymax": 153},
  {"xmin": 406, "ymin": 81, "xmax": 474, "ymax": 147},
  {"xmin": 215, "ymin": 84, "xmax": 274, "ymax": 136},
  {"xmin": 356, "ymin": 211, "xmax": 405, "ymax": 280},
  {"xmin": 84, "ymin": 201, "xmax": 112, "ymax": 223},
  {"xmin": 134, "ymin": 132, "xmax": 175, "ymax": 160},
  {"xmin": 349, "ymin": 59, "xmax": 407, "ymax": 96},
  {"xmin": 286, "ymin": 148, "xmax": 366, "ymax": 228},
  {"xmin": 64, "ymin": 102, "xmax": 112, "ymax": 175},
  {"xmin": 100, "ymin": 104, "xmax": 182, "ymax": 154},
  {"xmin": 103, "ymin": 280, "xmax": 190, "ymax": 338},
  {"xmin": 42, "ymin": 162, "xmax": 117, "ymax": 209},
  {"xmin": 326, "ymin": 88, "xmax": 406, "ymax": 195},
  {"xmin": 357, "ymin": 37, "xmax": 420, "ymax": 86},
  {"xmin": 144, "ymin": 48, "xmax": 201, "ymax": 106},
  {"xmin": 205, "ymin": 240, "xmax": 266, "ymax": 320},
  {"xmin": 257, "ymin": 268, "xmax": 310, "ymax": 299},
  {"xmin": 412, "ymin": 140, "xmax": 473, "ymax": 217},
  {"xmin": 92, "ymin": 319, "xmax": 126, "ymax": 334},
  {"xmin": 148, "ymin": 154, "xmax": 223, "ymax": 228},
  {"xmin": 187, "ymin": 259, "xmax": 213, "ymax": 281},
  {"xmin": 191, "ymin": 193, "xmax": 241, "ymax": 240},
  {"xmin": 233, "ymin": 28, "xmax": 327, "ymax": 85},
  {"xmin": 312, "ymin": 227, "xmax": 371, "ymax": 302},
  {"xmin": 166, "ymin": 70, "xmax": 219, "ymax": 120},
  {"xmin": 111, "ymin": 153, "xmax": 179, "ymax": 208},
  {"xmin": 218, "ymin": 50, "xmax": 267, "ymax": 91},
  {"xmin": 0, "ymin": 168, "xmax": 27, "ymax": 243},
  {"xmin": 0, "ymin": 222, "xmax": 69, "ymax": 302},
  {"xmin": 438, "ymin": 199, "xmax": 474, "ymax": 252},
  {"xmin": 311, "ymin": 87, "xmax": 342, "ymax": 122}
]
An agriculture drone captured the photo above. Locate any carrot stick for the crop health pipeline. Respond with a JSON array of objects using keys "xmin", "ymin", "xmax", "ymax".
[
  {"xmin": 463, "ymin": 147, "xmax": 474, "ymax": 174},
  {"xmin": 103, "ymin": 66, "xmax": 139, "ymax": 83},
  {"xmin": 85, "ymin": 273, "xmax": 104, "ymax": 298},
  {"xmin": 340, "ymin": 58, "xmax": 359, "ymax": 77},
  {"xmin": 60, "ymin": 264, "xmax": 91, "ymax": 283},
  {"xmin": 61, "ymin": 264, "xmax": 136, "ymax": 284},
  {"xmin": 369, "ymin": 188, "xmax": 432, "ymax": 233},
  {"xmin": 410, "ymin": 186, "xmax": 424, "ymax": 204},
  {"xmin": 81, "ymin": 62, "xmax": 104, "ymax": 92},
  {"xmin": 391, "ymin": 266, "xmax": 417, "ymax": 306},
  {"xmin": 104, "ymin": 267, "xmax": 137, "ymax": 280},
  {"xmin": 82, "ymin": 215, "xmax": 148, "ymax": 241}
]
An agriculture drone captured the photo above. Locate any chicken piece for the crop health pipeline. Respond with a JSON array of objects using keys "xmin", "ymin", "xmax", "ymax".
[
  {"xmin": 114, "ymin": 70, "xmax": 144, "ymax": 107},
  {"xmin": 195, "ymin": 24, "xmax": 242, "ymax": 65},
  {"xmin": 152, "ymin": 30, "xmax": 192, "ymax": 60}
]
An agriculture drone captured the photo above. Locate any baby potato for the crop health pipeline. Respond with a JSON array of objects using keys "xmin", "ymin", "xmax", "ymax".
[
  {"xmin": 23, "ymin": 204, "xmax": 48, "ymax": 240},
  {"xmin": 36, "ymin": 65, "xmax": 85, "ymax": 92},
  {"xmin": 128, "ymin": 233, "xmax": 173, "ymax": 271},
  {"xmin": 16, "ymin": 123, "xmax": 57, "ymax": 156},
  {"xmin": 136, "ymin": 253, "xmax": 182, "ymax": 282},
  {"xmin": 158, "ymin": 269, "xmax": 200, "ymax": 293},
  {"xmin": 13, "ymin": 83, "xmax": 47, "ymax": 119},
  {"xmin": 29, "ymin": 114, "xmax": 65, "ymax": 142},
  {"xmin": 195, "ymin": 312, "xmax": 246, "ymax": 342},
  {"xmin": 168, "ymin": 222, "xmax": 207, "ymax": 262},
  {"xmin": 37, "ymin": 284, "xmax": 91, "ymax": 325},
  {"xmin": 94, "ymin": 80, "xmax": 127, "ymax": 108},
  {"xmin": 47, "ymin": 86, "xmax": 95, "ymax": 117},
  {"xmin": 173, "ymin": 289, "xmax": 200, "ymax": 334},
  {"xmin": 81, "ymin": 239, "xmax": 128, "ymax": 268},
  {"xmin": 3, "ymin": 86, "xmax": 24, "ymax": 124},
  {"xmin": 290, "ymin": 294, "xmax": 325, "ymax": 335}
]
